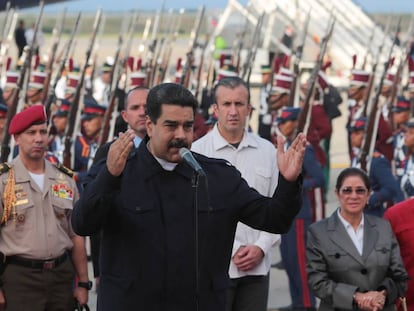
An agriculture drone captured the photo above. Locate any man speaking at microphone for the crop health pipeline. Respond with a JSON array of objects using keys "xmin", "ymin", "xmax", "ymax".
[{"xmin": 72, "ymin": 83, "xmax": 306, "ymax": 311}]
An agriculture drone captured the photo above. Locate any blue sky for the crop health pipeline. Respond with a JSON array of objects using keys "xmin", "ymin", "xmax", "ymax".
[{"xmin": 29, "ymin": 0, "xmax": 414, "ymax": 13}]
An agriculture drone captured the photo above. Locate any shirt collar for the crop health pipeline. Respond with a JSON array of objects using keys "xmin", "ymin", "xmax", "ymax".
[
  {"xmin": 133, "ymin": 135, "xmax": 142, "ymax": 148},
  {"xmin": 211, "ymin": 124, "xmax": 259, "ymax": 151},
  {"xmin": 337, "ymin": 208, "xmax": 364, "ymax": 229}
]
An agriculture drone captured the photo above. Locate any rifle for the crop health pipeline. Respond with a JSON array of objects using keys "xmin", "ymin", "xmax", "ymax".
[
  {"xmin": 145, "ymin": 0, "xmax": 165, "ymax": 87},
  {"xmin": 108, "ymin": 15, "xmax": 127, "ymax": 96},
  {"xmin": 121, "ymin": 12, "xmax": 139, "ymax": 91},
  {"xmin": 199, "ymin": 35, "xmax": 217, "ymax": 118},
  {"xmin": 233, "ymin": 16, "xmax": 249, "ymax": 72},
  {"xmin": 152, "ymin": 8, "xmax": 178, "ymax": 86},
  {"xmin": 99, "ymin": 12, "xmax": 138, "ymax": 145},
  {"xmin": 21, "ymin": 2, "xmax": 45, "ymax": 107},
  {"xmin": 297, "ymin": 16, "xmax": 335, "ymax": 136},
  {"xmin": 359, "ymin": 22, "xmax": 399, "ymax": 173},
  {"xmin": 194, "ymin": 34, "xmax": 210, "ymax": 101},
  {"xmin": 361, "ymin": 26, "xmax": 375, "ymax": 70},
  {"xmin": 361, "ymin": 21, "xmax": 391, "ymax": 118},
  {"xmin": 181, "ymin": 5, "xmax": 205, "ymax": 88},
  {"xmin": 0, "ymin": 2, "xmax": 14, "ymax": 79},
  {"xmin": 245, "ymin": 13, "xmax": 265, "ymax": 85},
  {"xmin": 44, "ymin": 12, "xmax": 81, "ymax": 119},
  {"xmin": 63, "ymin": 9, "xmax": 102, "ymax": 168},
  {"xmin": 0, "ymin": 2, "xmax": 44, "ymax": 163},
  {"xmin": 240, "ymin": 12, "xmax": 265, "ymax": 84},
  {"xmin": 41, "ymin": 8, "xmax": 66, "ymax": 106},
  {"xmin": 157, "ymin": 9, "xmax": 184, "ymax": 85},
  {"xmin": 388, "ymin": 18, "xmax": 414, "ymax": 131},
  {"xmin": 0, "ymin": 2, "xmax": 11, "ymax": 42},
  {"xmin": 119, "ymin": 11, "xmax": 138, "ymax": 89},
  {"xmin": 288, "ymin": 9, "xmax": 311, "ymax": 107}
]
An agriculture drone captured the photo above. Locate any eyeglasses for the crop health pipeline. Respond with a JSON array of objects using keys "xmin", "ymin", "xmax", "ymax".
[{"xmin": 340, "ymin": 187, "xmax": 368, "ymax": 195}]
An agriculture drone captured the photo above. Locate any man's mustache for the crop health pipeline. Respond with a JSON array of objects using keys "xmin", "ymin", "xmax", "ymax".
[{"xmin": 168, "ymin": 140, "xmax": 188, "ymax": 149}]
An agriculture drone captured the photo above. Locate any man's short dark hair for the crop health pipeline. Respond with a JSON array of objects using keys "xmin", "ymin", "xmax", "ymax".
[
  {"xmin": 146, "ymin": 83, "xmax": 198, "ymax": 123},
  {"xmin": 213, "ymin": 77, "xmax": 251, "ymax": 104}
]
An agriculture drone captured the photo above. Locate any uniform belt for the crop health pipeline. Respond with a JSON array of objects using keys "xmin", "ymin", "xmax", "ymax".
[{"xmin": 6, "ymin": 252, "xmax": 68, "ymax": 270}]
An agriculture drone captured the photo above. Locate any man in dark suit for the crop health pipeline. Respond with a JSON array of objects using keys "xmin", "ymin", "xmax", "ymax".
[
  {"xmin": 83, "ymin": 86, "xmax": 149, "ymax": 290},
  {"xmin": 71, "ymin": 83, "xmax": 306, "ymax": 311}
]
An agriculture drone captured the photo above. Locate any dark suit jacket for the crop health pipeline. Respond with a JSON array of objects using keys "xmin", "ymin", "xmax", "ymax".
[
  {"xmin": 72, "ymin": 137, "xmax": 302, "ymax": 311},
  {"xmin": 306, "ymin": 210, "xmax": 407, "ymax": 311}
]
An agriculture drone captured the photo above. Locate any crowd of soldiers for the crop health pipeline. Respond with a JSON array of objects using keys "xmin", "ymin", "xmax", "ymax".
[{"xmin": 1, "ymin": 4, "xmax": 414, "ymax": 310}]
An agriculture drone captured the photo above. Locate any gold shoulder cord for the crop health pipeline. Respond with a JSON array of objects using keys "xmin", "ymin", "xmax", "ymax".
[{"xmin": 2, "ymin": 167, "xmax": 17, "ymax": 225}]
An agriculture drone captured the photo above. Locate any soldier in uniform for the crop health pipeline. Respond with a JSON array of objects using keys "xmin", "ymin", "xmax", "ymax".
[
  {"xmin": 273, "ymin": 107, "xmax": 324, "ymax": 311},
  {"xmin": 73, "ymin": 97, "xmax": 106, "ymax": 189},
  {"xmin": 93, "ymin": 59, "xmax": 113, "ymax": 107},
  {"xmin": 26, "ymin": 71, "xmax": 47, "ymax": 107},
  {"xmin": 400, "ymin": 118, "xmax": 414, "ymax": 198},
  {"xmin": 269, "ymin": 73, "xmax": 293, "ymax": 145},
  {"xmin": 49, "ymin": 99, "xmax": 71, "ymax": 163},
  {"xmin": 349, "ymin": 117, "xmax": 404, "ymax": 216},
  {"xmin": 347, "ymin": 69, "xmax": 393, "ymax": 162},
  {"xmin": 2, "ymin": 71, "xmax": 19, "ymax": 107},
  {"xmin": 408, "ymin": 57, "xmax": 414, "ymax": 106},
  {"xmin": 257, "ymin": 64, "xmax": 272, "ymax": 141},
  {"xmin": 347, "ymin": 69, "xmax": 370, "ymax": 159},
  {"xmin": 392, "ymin": 96, "xmax": 411, "ymax": 183},
  {"xmin": 0, "ymin": 105, "xmax": 90, "ymax": 310},
  {"xmin": 93, "ymin": 59, "xmax": 126, "ymax": 136}
]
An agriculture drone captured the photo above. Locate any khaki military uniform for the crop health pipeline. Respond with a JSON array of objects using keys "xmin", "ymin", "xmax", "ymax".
[
  {"xmin": 0, "ymin": 156, "xmax": 79, "ymax": 311},
  {"xmin": 0, "ymin": 156, "xmax": 78, "ymax": 259}
]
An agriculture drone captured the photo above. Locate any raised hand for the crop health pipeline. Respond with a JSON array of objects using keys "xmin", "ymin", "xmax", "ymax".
[
  {"xmin": 106, "ymin": 129, "xmax": 135, "ymax": 177},
  {"xmin": 276, "ymin": 132, "xmax": 307, "ymax": 181}
]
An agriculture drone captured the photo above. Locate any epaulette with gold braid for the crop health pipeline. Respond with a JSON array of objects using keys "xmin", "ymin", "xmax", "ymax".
[
  {"xmin": 0, "ymin": 163, "xmax": 11, "ymax": 175},
  {"xmin": 54, "ymin": 163, "xmax": 74, "ymax": 178}
]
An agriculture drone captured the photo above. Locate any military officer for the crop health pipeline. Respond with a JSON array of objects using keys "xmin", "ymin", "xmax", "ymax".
[{"xmin": 0, "ymin": 105, "xmax": 90, "ymax": 310}]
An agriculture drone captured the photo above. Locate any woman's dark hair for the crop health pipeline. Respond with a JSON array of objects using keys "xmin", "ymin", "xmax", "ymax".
[
  {"xmin": 335, "ymin": 167, "xmax": 371, "ymax": 192},
  {"xmin": 146, "ymin": 83, "xmax": 198, "ymax": 123}
]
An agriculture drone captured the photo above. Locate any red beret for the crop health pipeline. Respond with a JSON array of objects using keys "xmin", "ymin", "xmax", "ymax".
[{"xmin": 9, "ymin": 105, "xmax": 47, "ymax": 135}]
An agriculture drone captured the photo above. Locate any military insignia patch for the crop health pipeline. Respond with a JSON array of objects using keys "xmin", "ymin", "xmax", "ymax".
[{"xmin": 52, "ymin": 184, "xmax": 74, "ymax": 200}]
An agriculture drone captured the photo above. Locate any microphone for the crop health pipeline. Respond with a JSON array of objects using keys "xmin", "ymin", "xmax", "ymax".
[{"xmin": 179, "ymin": 147, "xmax": 206, "ymax": 177}]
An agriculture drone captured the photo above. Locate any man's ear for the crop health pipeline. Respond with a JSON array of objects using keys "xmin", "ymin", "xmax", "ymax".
[
  {"xmin": 212, "ymin": 103, "xmax": 218, "ymax": 114},
  {"xmin": 146, "ymin": 118, "xmax": 153, "ymax": 138}
]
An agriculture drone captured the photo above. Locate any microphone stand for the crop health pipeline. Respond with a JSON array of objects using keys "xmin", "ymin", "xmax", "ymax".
[{"xmin": 192, "ymin": 171, "xmax": 201, "ymax": 311}]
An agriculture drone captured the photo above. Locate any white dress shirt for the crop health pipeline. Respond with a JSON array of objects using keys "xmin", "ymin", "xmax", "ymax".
[
  {"xmin": 337, "ymin": 209, "xmax": 364, "ymax": 255},
  {"xmin": 192, "ymin": 124, "xmax": 281, "ymax": 278}
]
